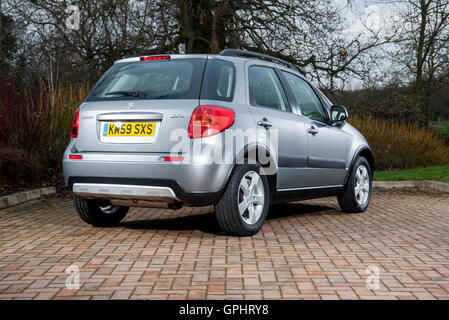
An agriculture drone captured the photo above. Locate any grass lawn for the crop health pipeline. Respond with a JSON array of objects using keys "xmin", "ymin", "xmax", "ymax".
[
  {"xmin": 374, "ymin": 166, "xmax": 449, "ymax": 183},
  {"xmin": 432, "ymin": 121, "xmax": 449, "ymax": 136}
]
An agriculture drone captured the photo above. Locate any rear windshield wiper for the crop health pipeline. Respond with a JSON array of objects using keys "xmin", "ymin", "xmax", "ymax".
[{"xmin": 105, "ymin": 91, "xmax": 145, "ymax": 98}]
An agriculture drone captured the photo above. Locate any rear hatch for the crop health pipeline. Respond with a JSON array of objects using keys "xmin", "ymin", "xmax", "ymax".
[{"xmin": 75, "ymin": 56, "xmax": 206, "ymax": 153}]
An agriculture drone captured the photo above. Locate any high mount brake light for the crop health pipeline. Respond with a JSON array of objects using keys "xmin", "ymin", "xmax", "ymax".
[
  {"xmin": 163, "ymin": 156, "xmax": 184, "ymax": 162},
  {"xmin": 140, "ymin": 55, "xmax": 170, "ymax": 61},
  {"xmin": 70, "ymin": 108, "xmax": 80, "ymax": 138},
  {"xmin": 188, "ymin": 105, "xmax": 235, "ymax": 139}
]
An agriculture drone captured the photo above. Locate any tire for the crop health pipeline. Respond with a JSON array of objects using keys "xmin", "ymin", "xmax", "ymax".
[
  {"xmin": 74, "ymin": 196, "xmax": 129, "ymax": 227},
  {"xmin": 215, "ymin": 163, "xmax": 270, "ymax": 236},
  {"xmin": 338, "ymin": 156, "xmax": 372, "ymax": 213}
]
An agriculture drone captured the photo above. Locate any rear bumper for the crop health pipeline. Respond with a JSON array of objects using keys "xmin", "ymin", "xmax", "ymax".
[
  {"xmin": 63, "ymin": 152, "xmax": 233, "ymax": 206},
  {"xmin": 67, "ymin": 177, "xmax": 224, "ymax": 206}
]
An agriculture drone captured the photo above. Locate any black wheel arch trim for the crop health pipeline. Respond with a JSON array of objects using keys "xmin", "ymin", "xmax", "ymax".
[{"xmin": 343, "ymin": 145, "xmax": 374, "ymax": 186}]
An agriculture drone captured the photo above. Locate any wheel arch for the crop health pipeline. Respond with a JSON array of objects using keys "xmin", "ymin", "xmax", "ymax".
[
  {"xmin": 343, "ymin": 145, "xmax": 374, "ymax": 186},
  {"xmin": 234, "ymin": 143, "xmax": 278, "ymax": 198}
]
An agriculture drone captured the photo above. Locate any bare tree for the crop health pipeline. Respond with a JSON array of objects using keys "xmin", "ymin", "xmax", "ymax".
[
  {"xmin": 5, "ymin": 0, "xmax": 393, "ymax": 88},
  {"xmin": 390, "ymin": 0, "xmax": 449, "ymax": 125},
  {"xmin": 172, "ymin": 0, "xmax": 392, "ymax": 88},
  {"xmin": 0, "ymin": 0, "xmax": 20, "ymax": 71},
  {"xmin": 5, "ymin": 0, "xmax": 166, "ymax": 81}
]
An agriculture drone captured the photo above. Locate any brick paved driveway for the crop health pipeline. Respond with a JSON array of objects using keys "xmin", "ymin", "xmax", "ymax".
[{"xmin": 0, "ymin": 191, "xmax": 448, "ymax": 300}]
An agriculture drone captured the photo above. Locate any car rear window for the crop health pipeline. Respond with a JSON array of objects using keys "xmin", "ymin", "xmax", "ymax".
[
  {"xmin": 86, "ymin": 58, "xmax": 206, "ymax": 101},
  {"xmin": 200, "ymin": 59, "xmax": 236, "ymax": 102}
]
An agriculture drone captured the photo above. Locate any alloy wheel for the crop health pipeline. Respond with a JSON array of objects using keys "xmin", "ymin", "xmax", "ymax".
[
  {"xmin": 354, "ymin": 164, "xmax": 370, "ymax": 206},
  {"xmin": 238, "ymin": 171, "xmax": 265, "ymax": 225}
]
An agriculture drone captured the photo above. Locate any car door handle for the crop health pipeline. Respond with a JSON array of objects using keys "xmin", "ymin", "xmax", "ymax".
[
  {"xmin": 307, "ymin": 126, "xmax": 318, "ymax": 135},
  {"xmin": 257, "ymin": 119, "xmax": 273, "ymax": 128}
]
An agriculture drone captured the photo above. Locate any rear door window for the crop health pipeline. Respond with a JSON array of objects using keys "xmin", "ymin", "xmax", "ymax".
[
  {"xmin": 248, "ymin": 66, "xmax": 290, "ymax": 112},
  {"xmin": 201, "ymin": 59, "xmax": 236, "ymax": 102},
  {"xmin": 86, "ymin": 58, "xmax": 206, "ymax": 101}
]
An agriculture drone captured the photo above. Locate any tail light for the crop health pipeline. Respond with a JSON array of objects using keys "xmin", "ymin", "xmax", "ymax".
[
  {"xmin": 188, "ymin": 105, "xmax": 235, "ymax": 138},
  {"xmin": 70, "ymin": 108, "xmax": 79, "ymax": 138}
]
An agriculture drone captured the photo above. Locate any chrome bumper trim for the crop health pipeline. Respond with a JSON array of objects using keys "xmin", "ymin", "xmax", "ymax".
[{"xmin": 72, "ymin": 183, "xmax": 177, "ymax": 200}]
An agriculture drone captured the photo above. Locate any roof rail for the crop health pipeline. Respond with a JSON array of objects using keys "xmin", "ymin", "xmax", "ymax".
[{"xmin": 219, "ymin": 49, "xmax": 299, "ymax": 71}]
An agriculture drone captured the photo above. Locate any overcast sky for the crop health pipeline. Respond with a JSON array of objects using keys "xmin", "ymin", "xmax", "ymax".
[
  {"xmin": 338, "ymin": 0, "xmax": 403, "ymax": 89},
  {"xmin": 344, "ymin": 0, "xmax": 398, "ymax": 35}
]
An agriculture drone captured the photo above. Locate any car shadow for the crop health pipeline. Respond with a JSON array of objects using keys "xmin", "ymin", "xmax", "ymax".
[
  {"xmin": 266, "ymin": 202, "xmax": 337, "ymax": 220},
  {"xmin": 120, "ymin": 202, "xmax": 337, "ymax": 235},
  {"xmin": 121, "ymin": 211, "xmax": 223, "ymax": 234}
]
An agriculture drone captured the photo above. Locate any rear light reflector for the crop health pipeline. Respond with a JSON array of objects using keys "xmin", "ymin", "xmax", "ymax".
[
  {"xmin": 70, "ymin": 108, "xmax": 79, "ymax": 138},
  {"xmin": 188, "ymin": 105, "xmax": 235, "ymax": 138},
  {"xmin": 140, "ymin": 55, "xmax": 170, "ymax": 61},
  {"xmin": 164, "ymin": 156, "xmax": 184, "ymax": 162},
  {"xmin": 69, "ymin": 155, "xmax": 82, "ymax": 160}
]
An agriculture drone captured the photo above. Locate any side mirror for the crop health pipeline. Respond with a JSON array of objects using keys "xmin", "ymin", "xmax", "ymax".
[{"xmin": 330, "ymin": 105, "xmax": 348, "ymax": 123}]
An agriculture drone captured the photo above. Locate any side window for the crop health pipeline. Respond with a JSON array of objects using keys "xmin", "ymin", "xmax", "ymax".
[
  {"xmin": 281, "ymin": 71, "xmax": 326, "ymax": 122},
  {"xmin": 201, "ymin": 59, "xmax": 236, "ymax": 102},
  {"xmin": 248, "ymin": 66, "xmax": 290, "ymax": 112}
]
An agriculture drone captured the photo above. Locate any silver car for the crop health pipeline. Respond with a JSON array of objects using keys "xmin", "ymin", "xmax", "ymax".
[{"xmin": 63, "ymin": 49, "xmax": 374, "ymax": 236}]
